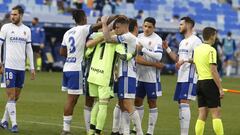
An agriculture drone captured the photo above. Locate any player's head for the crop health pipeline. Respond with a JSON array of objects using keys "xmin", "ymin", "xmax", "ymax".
[
  {"xmin": 128, "ymin": 18, "xmax": 138, "ymax": 36},
  {"xmin": 113, "ymin": 15, "xmax": 129, "ymax": 35},
  {"xmin": 96, "ymin": 17, "xmax": 102, "ymax": 32},
  {"xmin": 227, "ymin": 31, "xmax": 232, "ymax": 38},
  {"xmin": 143, "ymin": 17, "xmax": 156, "ymax": 36},
  {"xmin": 32, "ymin": 17, "xmax": 39, "ymax": 26},
  {"xmin": 179, "ymin": 16, "xmax": 195, "ymax": 34},
  {"xmin": 202, "ymin": 27, "xmax": 217, "ymax": 45},
  {"xmin": 11, "ymin": 5, "xmax": 24, "ymax": 25},
  {"xmin": 72, "ymin": 9, "xmax": 87, "ymax": 25}
]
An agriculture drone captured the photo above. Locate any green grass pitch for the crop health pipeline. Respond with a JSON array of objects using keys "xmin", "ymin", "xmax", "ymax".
[{"xmin": 0, "ymin": 72, "xmax": 240, "ymax": 135}]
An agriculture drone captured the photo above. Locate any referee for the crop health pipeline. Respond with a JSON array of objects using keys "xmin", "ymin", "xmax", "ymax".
[{"xmin": 193, "ymin": 27, "xmax": 224, "ymax": 135}]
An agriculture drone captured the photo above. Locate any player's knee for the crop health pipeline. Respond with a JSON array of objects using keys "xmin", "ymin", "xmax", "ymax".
[
  {"xmin": 148, "ymin": 99, "xmax": 157, "ymax": 108},
  {"xmin": 179, "ymin": 99, "xmax": 189, "ymax": 104},
  {"xmin": 134, "ymin": 97, "xmax": 143, "ymax": 107},
  {"xmin": 211, "ymin": 108, "xmax": 221, "ymax": 119},
  {"xmin": 85, "ymin": 96, "xmax": 94, "ymax": 107},
  {"xmin": 68, "ymin": 95, "xmax": 79, "ymax": 105}
]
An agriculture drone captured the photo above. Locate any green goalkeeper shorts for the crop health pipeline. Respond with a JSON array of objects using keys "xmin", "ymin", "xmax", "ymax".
[{"xmin": 89, "ymin": 83, "xmax": 114, "ymax": 99}]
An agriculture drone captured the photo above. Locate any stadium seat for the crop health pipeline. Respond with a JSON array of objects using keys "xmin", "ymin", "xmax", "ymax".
[{"xmin": 0, "ymin": 4, "xmax": 8, "ymax": 12}]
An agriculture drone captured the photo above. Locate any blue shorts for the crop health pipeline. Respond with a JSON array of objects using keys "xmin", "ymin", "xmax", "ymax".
[
  {"xmin": 117, "ymin": 76, "xmax": 136, "ymax": 99},
  {"xmin": 5, "ymin": 68, "xmax": 25, "ymax": 89},
  {"xmin": 62, "ymin": 71, "xmax": 83, "ymax": 95},
  {"xmin": 174, "ymin": 82, "xmax": 196, "ymax": 101},
  {"xmin": 224, "ymin": 54, "xmax": 234, "ymax": 61},
  {"xmin": 136, "ymin": 81, "xmax": 162, "ymax": 99}
]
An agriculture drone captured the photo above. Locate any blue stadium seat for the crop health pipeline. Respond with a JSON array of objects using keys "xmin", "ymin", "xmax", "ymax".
[
  {"xmin": 35, "ymin": 0, "xmax": 44, "ymax": 5},
  {"xmin": 3, "ymin": 0, "xmax": 11, "ymax": 3},
  {"xmin": 0, "ymin": 4, "xmax": 8, "ymax": 12}
]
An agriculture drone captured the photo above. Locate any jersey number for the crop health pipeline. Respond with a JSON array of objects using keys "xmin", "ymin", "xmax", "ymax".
[
  {"xmin": 69, "ymin": 36, "xmax": 76, "ymax": 53},
  {"xmin": 5, "ymin": 72, "xmax": 13, "ymax": 80},
  {"xmin": 99, "ymin": 43, "xmax": 105, "ymax": 60}
]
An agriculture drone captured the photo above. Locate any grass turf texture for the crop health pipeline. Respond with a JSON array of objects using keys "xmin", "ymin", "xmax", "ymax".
[{"xmin": 0, "ymin": 72, "xmax": 239, "ymax": 135}]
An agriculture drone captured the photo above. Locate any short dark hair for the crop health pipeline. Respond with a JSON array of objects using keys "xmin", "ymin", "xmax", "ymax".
[
  {"xmin": 113, "ymin": 15, "xmax": 129, "ymax": 28},
  {"xmin": 227, "ymin": 31, "xmax": 232, "ymax": 36},
  {"xmin": 144, "ymin": 17, "xmax": 156, "ymax": 27},
  {"xmin": 128, "ymin": 18, "xmax": 137, "ymax": 32},
  {"xmin": 72, "ymin": 9, "xmax": 86, "ymax": 24},
  {"xmin": 202, "ymin": 27, "xmax": 216, "ymax": 41},
  {"xmin": 180, "ymin": 16, "xmax": 195, "ymax": 28},
  {"xmin": 33, "ymin": 17, "xmax": 39, "ymax": 22},
  {"xmin": 12, "ymin": 5, "xmax": 24, "ymax": 15},
  {"xmin": 96, "ymin": 17, "xmax": 101, "ymax": 23}
]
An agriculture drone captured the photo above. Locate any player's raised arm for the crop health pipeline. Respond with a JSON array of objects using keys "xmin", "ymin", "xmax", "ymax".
[
  {"xmin": 162, "ymin": 40, "xmax": 178, "ymax": 62},
  {"xmin": 91, "ymin": 15, "xmax": 118, "ymax": 32}
]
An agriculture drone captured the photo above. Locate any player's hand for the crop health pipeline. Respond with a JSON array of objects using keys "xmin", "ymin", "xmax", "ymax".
[
  {"xmin": 101, "ymin": 16, "xmax": 109, "ymax": 24},
  {"xmin": 30, "ymin": 69, "xmax": 36, "ymax": 80},
  {"xmin": 154, "ymin": 62, "xmax": 165, "ymax": 69},
  {"xmin": 136, "ymin": 44, "xmax": 143, "ymax": 52},
  {"xmin": 40, "ymin": 44, "xmax": 44, "ymax": 49},
  {"xmin": 162, "ymin": 40, "xmax": 169, "ymax": 49},
  {"xmin": 135, "ymin": 55, "xmax": 145, "ymax": 63},
  {"xmin": 219, "ymin": 89, "xmax": 224, "ymax": 99},
  {"xmin": 175, "ymin": 60, "xmax": 184, "ymax": 70}
]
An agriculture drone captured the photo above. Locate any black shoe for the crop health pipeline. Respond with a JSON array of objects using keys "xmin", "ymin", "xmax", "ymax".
[
  {"xmin": 111, "ymin": 132, "xmax": 119, "ymax": 135},
  {"xmin": 146, "ymin": 134, "xmax": 152, "ymax": 135}
]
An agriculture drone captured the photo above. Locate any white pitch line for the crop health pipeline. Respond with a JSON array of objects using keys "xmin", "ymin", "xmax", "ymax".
[{"xmin": 18, "ymin": 120, "xmax": 85, "ymax": 129}]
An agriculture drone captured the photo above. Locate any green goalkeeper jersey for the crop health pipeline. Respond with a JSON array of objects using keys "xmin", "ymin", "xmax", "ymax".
[{"xmin": 87, "ymin": 32, "xmax": 134, "ymax": 86}]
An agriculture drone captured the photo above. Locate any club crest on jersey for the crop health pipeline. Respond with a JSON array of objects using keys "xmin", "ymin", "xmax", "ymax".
[
  {"xmin": 24, "ymin": 31, "xmax": 26, "ymax": 36},
  {"xmin": 148, "ymin": 41, "xmax": 152, "ymax": 46},
  {"xmin": 11, "ymin": 31, "xmax": 14, "ymax": 34},
  {"xmin": 185, "ymin": 42, "xmax": 188, "ymax": 46}
]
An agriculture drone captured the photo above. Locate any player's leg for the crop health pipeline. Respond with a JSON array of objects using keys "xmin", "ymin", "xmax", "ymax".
[
  {"xmin": 121, "ymin": 77, "xmax": 143, "ymax": 135},
  {"xmin": 84, "ymin": 80, "xmax": 94, "ymax": 133},
  {"xmin": 95, "ymin": 86, "xmax": 113, "ymax": 135},
  {"xmin": 84, "ymin": 96, "xmax": 94, "ymax": 133},
  {"xmin": 195, "ymin": 107, "xmax": 208, "ymax": 135},
  {"xmin": 36, "ymin": 50, "xmax": 42, "ymax": 71},
  {"xmin": 111, "ymin": 100, "xmax": 122, "ymax": 135},
  {"xmin": 88, "ymin": 83, "xmax": 99, "ymax": 135},
  {"xmin": 146, "ymin": 82, "xmax": 161, "ymax": 135},
  {"xmin": 226, "ymin": 58, "xmax": 232, "ymax": 77},
  {"xmin": 207, "ymin": 80, "xmax": 224, "ymax": 135},
  {"xmin": 175, "ymin": 82, "xmax": 196, "ymax": 135},
  {"xmin": 211, "ymin": 108, "xmax": 224, "ymax": 135},
  {"xmin": 61, "ymin": 71, "xmax": 82, "ymax": 134},
  {"xmin": 131, "ymin": 81, "xmax": 145, "ymax": 134},
  {"xmin": 111, "ymin": 81, "xmax": 122, "ymax": 135}
]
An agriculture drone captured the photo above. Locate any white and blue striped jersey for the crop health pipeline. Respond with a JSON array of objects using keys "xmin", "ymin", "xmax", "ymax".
[
  {"xmin": 116, "ymin": 32, "xmax": 137, "ymax": 78},
  {"xmin": 137, "ymin": 32, "xmax": 163, "ymax": 83},
  {"xmin": 0, "ymin": 23, "xmax": 34, "ymax": 70},
  {"xmin": 61, "ymin": 25, "xmax": 92, "ymax": 72},
  {"xmin": 177, "ymin": 34, "xmax": 202, "ymax": 83}
]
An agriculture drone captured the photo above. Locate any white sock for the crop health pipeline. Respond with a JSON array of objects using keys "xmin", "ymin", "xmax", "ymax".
[
  {"xmin": 63, "ymin": 115, "xmax": 72, "ymax": 132},
  {"xmin": 112, "ymin": 104, "xmax": 121, "ymax": 133},
  {"xmin": 226, "ymin": 65, "xmax": 232, "ymax": 76},
  {"xmin": 7, "ymin": 101, "xmax": 17, "ymax": 127},
  {"xmin": 119, "ymin": 112, "xmax": 124, "ymax": 134},
  {"xmin": 122, "ymin": 111, "xmax": 130, "ymax": 135},
  {"xmin": 130, "ymin": 110, "xmax": 143, "ymax": 135},
  {"xmin": 84, "ymin": 106, "xmax": 92, "ymax": 132},
  {"xmin": 1, "ymin": 104, "xmax": 9, "ymax": 123},
  {"xmin": 134, "ymin": 106, "xmax": 144, "ymax": 132},
  {"xmin": 147, "ymin": 108, "xmax": 158, "ymax": 135},
  {"xmin": 179, "ymin": 103, "xmax": 190, "ymax": 135},
  {"xmin": 135, "ymin": 106, "xmax": 144, "ymax": 122}
]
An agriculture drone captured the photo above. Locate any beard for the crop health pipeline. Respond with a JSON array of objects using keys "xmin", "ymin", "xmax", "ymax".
[
  {"xmin": 11, "ymin": 18, "xmax": 20, "ymax": 25},
  {"xmin": 180, "ymin": 28, "xmax": 187, "ymax": 35}
]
